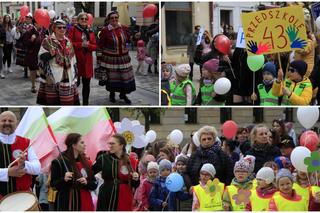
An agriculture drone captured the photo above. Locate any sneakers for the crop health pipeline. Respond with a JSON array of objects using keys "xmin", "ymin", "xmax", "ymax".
[
  {"xmin": 8, "ymin": 68, "xmax": 13, "ymax": 73},
  {"xmin": 31, "ymin": 87, "xmax": 37, "ymax": 93},
  {"xmin": 0, "ymin": 74, "xmax": 4, "ymax": 79}
]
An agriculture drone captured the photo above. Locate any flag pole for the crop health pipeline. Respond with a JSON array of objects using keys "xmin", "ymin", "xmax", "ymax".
[
  {"xmin": 56, "ymin": 146, "xmax": 69, "ymax": 172},
  {"xmin": 8, "ymin": 144, "xmax": 31, "ymax": 168}
]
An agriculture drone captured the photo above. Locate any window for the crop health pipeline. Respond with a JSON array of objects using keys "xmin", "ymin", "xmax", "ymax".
[
  {"xmin": 99, "ymin": 2, "xmax": 107, "ymax": 17},
  {"xmin": 284, "ymin": 108, "xmax": 293, "ymax": 122},
  {"xmin": 165, "ymin": 2, "xmax": 192, "ymax": 46},
  {"xmin": 220, "ymin": 10, "xmax": 233, "ymax": 29},
  {"xmin": 185, "ymin": 108, "xmax": 197, "ymax": 124},
  {"xmin": 32, "ymin": 2, "xmax": 35, "ymax": 14},
  {"xmin": 149, "ymin": 111, "xmax": 160, "ymax": 124},
  {"xmin": 0, "ymin": 108, "xmax": 8, "ymax": 113},
  {"xmin": 220, "ymin": 108, "xmax": 232, "ymax": 124},
  {"xmin": 253, "ymin": 108, "xmax": 264, "ymax": 123},
  {"xmin": 107, "ymin": 108, "xmax": 120, "ymax": 122}
]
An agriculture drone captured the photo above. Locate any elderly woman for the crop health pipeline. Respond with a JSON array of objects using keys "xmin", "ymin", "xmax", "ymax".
[
  {"xmin": 37, "ymin": 20, "xmax": 80, "ymax": 105},
  {"xmin": 187, "ymin": 125, "xmax": 233, "ymax": 185},
  {"xmin": 68, "ymin": 12, "xmax": 96, "ymax": 105},
  {"xmin": 98, "ymin": 11, "xmax": 136, "ymax": 104},
  {"xmin": 245, "ymin": 124, "xmax": 281, "ymax": 174}
]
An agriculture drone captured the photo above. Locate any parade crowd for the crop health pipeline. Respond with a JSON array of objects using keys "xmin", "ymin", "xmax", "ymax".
[
  {"xmin": 0, "ymin": 110, "xmax": 320, "ymax": 211},
  {"xmin": 161, "ymin": 3, "xmax": 320, "ymax": 106},
  {"xmin": 0, "ymin": 10, "xmax": 159, "ymax": 105}
]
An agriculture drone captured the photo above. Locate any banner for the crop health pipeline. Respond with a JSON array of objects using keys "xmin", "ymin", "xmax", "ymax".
[
  {"xmin": 241, "ymin": 5, "xmax": 307, "ymax": 55},
  {"xmin": 236, "ymin": 27, "xmax": 246, "ymax": 48},
  {"xmin": 196, "ymin": 27, "xmax": 204, "ymax": 46}
]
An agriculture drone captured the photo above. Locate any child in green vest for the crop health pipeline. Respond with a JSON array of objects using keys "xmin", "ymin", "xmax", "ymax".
[
  {"xmin": 192, "ymin": 163, "xmax": 225, "ymax": 211},
  {"xmin": 246, "ymin": 167, "xmax": 277, "ymax": 211},
  {"xmin": 251, "ymin": 62, "xmax": 279, "ymax": 106},
  {"xmin": 272, "ymin": 60, "xmax": 313, "ymax": 105},
  {"xmin": 195, "ymin": 58, "xmax": 226, "ymax": 105},
  {"xmin": 170, "ymin": 64, "xmax": 196, "ymax": 106},
  {"xmin": 223, "ymin": 160, "xmax": 253, "ymax": 211}
]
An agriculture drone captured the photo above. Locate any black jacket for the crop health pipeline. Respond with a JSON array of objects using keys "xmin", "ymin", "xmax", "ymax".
[
  {"xmin": 245, "ymin": 144, "xmax": 281, "ymax": 174},
  {"xmin": 0, "ymin": 25, "xmax": 6, "ymax": 46},
  {"xmin": 187, "ymin": 144, "xmax": 234, "ymax": 186}
]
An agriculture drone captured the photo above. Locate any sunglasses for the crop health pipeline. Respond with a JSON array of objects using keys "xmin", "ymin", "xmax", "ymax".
[
  {"xmin": 81, "ymin": 17, "xmax": 88, "ymax": 21},
  {"xmin": 110, "ymin": 16, "xmax": 119, "ymax": 20},
  {"xmin": 57, "ymin": 26, "xmax": 66, "ymax": 30},
  {"xmin": 288, "ymin": 67, "xmax": 297, "ymax": 73}
]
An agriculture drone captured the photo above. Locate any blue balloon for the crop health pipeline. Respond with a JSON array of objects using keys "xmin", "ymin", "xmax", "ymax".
[{"xmin": 165, "ymin": 173, "xmax": 184, "ymax": 192}]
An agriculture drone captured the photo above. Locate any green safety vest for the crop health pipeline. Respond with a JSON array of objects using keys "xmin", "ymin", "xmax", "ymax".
[
  {"xmin": 257, "ymin": 84, "xmax": 278, "ymax": 106},
  {"xmin": 281, "ymin": 79, "xmax": 312, "ymax": 105},
  {"xmin": 170, "ymin": 80, "xmax": 196, "ymax": 105},
  {"xmin": 200, "ymin": 84, "xmax": 224, "ymax": 105}
]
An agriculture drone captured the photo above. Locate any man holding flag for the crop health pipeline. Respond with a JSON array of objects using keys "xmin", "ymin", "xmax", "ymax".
[{"xmin": 0, "ymin": 111, "xmax": 41, "ymax": 197}]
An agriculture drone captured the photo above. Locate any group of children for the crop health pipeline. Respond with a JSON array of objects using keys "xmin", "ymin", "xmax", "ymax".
[
  {"xmin": 161, "ymin": 59, "xmax": 313, "ymax": 106},
  {"xmin": 134, "ymin": 154, "xmax": 320, "ymax": 211}
]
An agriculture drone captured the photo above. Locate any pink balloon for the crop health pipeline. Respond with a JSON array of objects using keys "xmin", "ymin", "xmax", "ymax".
[
  {"xmin": 34, "ymin": 9, "xmax": 50, "ymax": 29},
  {"xmin": 214, "ymin": 34, "xmax": 231, "ymax": 55},
  {"xmin": 20, "ymin": 5, "xmax": 29, "ymax": 18},
  {"xmin": 87, "ymin": 13, "xmax": 93, "ymax": 26},
  {"xmin": 222, "ymin": 120, "xmax": 238, "ymax": 139},
  {"xmin": 143, "ymin": 4, "xmax": 158, "ymax": 18},
  {"xmin": 300, "ymin": 130, "xmax": 319, "ymax": 151}
]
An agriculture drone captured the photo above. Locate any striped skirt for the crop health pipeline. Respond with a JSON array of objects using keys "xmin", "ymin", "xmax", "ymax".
[
  {"xmin": 101, "ymin": 54, "xmax": 136, "ymax": 93},
  {"xmin": 36, "ymin": 81, "xmax": 80, "ymax": 105}
]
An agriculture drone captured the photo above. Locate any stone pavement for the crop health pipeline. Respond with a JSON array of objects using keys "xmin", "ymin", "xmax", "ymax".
[{"xmin": 0, "ymin": 51, "xmax": 159, "ymax": 106}]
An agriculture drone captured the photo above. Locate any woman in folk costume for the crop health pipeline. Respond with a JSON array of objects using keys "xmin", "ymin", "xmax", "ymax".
[
  {"xmin": 37, "ymin": 19, "xmax": 80, "ymax": 105},
  {"xmin": 92, "ymin": 134, "xmax": 140, "ymax": 210},
  {"xmin": 68, "ymin": 12, "xmax": 96, "ymax": 105},
  {"xmin": 50, "ymin": 133, "xmax": 97, "ymax": 211},
  {"xmin": 98, "ymin": 11, "xmax": 136, "ymax": 105}
]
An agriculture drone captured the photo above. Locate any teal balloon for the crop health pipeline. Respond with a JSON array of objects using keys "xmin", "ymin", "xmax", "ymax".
[
  {"xmin": 247, "ymin": 55, "xmax": 265, "ymax": 72},
  {"xmin": 165, "ymin": 173, "xmax": 184, "ymax": 192}
]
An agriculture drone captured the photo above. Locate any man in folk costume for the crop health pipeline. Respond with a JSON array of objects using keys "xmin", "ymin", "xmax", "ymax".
[{"xmin": 0, "ymin": 111, "xmax": 41, "ymax": 198}]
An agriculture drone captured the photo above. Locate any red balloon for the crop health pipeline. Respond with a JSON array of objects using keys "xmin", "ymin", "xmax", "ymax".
[
  {"xmin": 87, "ymin": 13, "xmax": 93, "ymax": 26},
  {"xmin": 222, "ymin": 120, "xmax": 238, "ymax": 139},
  {"xmin": 143, "ymin": 4, "xmax": 158, "ymax": 18},
  {"xmin": 34, "ymin": 9, "xmax": 50, "ymax": 29},
  {"xmin": 20, "ymin": 5, "xmax": 29, "ymax": 18},
  {"xmin": 214, "ymin": 34, "xmax": 231, "ymax": 55},
  {"xmin": 300, "ymin": 130, "xmax": 319, "ymax": 151}
]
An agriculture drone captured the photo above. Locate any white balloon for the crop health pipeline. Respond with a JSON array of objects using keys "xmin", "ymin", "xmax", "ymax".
[
  {"xmin": 290, "ymin": 146, "xmax": 311, "ymax": 172},
  {"xmin": 114, "ymin": 122, "xmax": 121, "ymax": 130},
  {"xmin": 192, "ymin": 131, "xmax": 200, "ymax": 147},
  {"xmin": 132, "ymin": 135, "xmax": 148, "ymax": 148},
  {"xmin": 297, "ymin": 107, "xmax": 319, "ymax": 129},
  {"xmin": 316, "ymin": 16, "xmax": 320, "ymax": 30},
  {"xmin": 48, "ymin": 10, "xmax": 56, "ymax": 19},
  {"xmin": 131, "ymin": 120, "xmax": 140, "ymax": 126},
  {"xmin": 146, "ymin": 130, "xmax": 157, "ymax": 143},
  {"xmin": 214, "ymin": 77, "xmax": 231, "ymax": 95},
  {"xmin": 169, "ymin": 129, "xmax": 184, "ymax": 145}
]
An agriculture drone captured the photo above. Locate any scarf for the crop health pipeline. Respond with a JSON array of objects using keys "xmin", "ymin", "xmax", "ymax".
[
  {"xmin": 42, "ymin": 33, "xmax": 75, "ymax": 69},
  {"xmin": 75, "ymin": 24, "xmax": 90, "ymax": 41},
  {"xmin": 263, "ymin": 78, "xmax": 275, "ymax": 85},
  {"xmin": 252, "ymin": 142, "xmax": 269, "ymax": 151},
  {"xmin": 197, "ymin": 143, "xmax": 221, "ymax": 164},
  {"xmin": 146, "ymin": 176, "xmax": 156, "ymax": 183}
]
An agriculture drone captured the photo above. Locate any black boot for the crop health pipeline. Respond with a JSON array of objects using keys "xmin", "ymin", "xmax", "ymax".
[
  {"xmin": 148, "ymin": 65, "xmax": 152, "ymax": 73},
  {"xmin": 120, "ymin": 93, "xmax": 132, "ymax": 105},
  {"xmin": 109, "ymin": 91, "xmax": 116, "ymax": 103},
  {"xmin": 24, "ymin": 67, "xmax": 28, "ymax": 78}
]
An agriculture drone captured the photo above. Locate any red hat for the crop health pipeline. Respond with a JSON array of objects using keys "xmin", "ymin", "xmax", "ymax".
[{"xmin": 203, "ymin": 59, "xmax": 219, "ymax": 73}]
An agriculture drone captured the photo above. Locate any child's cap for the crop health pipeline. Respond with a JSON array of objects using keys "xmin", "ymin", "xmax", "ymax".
[
  {"xmin": 200, "ymin": 163, "xmax": 216, "ymax": 178},
  {"xmin": 234, "ymin": 160, "xmax": 250, "ymax": 173},
  {"xmin": 175, "ymin": 64, "xmax": 191, "ymax": 78},
  {"xmin": 175, "ymin": 154, "xmax": 188, "ymax": 165},
  {"xmin": 203, "ymin": 59, "xmax": 219, "ymax": 73},
  {"xmin": 262, "ymin": 62, "xmax": 277, "ymax": 77},
  {"xmin": 274, "ymin": 156, "xmax": 292, "ymax": 170},
  {"xmin": 290, "ymin": 60, "xmax": 308, "ymax": 77},
  {"xmin": 137, "ymin": 40, "xmax": 145, "ymax": 47},
  {"xmin": 243, "ymin": 155, "xmax": 255, "ymax": 174},
  {"xmin": 147, "ymin": 161, "xmax": 159, "ymax": 171},
  {"xmin": 256, "ymin": 167, "xmax": 275, "ymax": 184},
  {"xmin": 159, "ymin": 159, "xmax": 172, "ymax": 171},
  {"xmin": 276, "ymin": 168, "xmax": 293, "ymax": 184}
]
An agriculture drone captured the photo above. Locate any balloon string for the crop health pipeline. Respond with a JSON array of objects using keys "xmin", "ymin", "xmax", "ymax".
[
  {"xmin": 252, "ymin": 73, "xmax": 255, "ymax": 105},
  {"xmin": 227, "ymin": 61, "xmax": 236, "ymax": 79},
  {"xmin": 162, "ymin": 192, "xmax": 170, "ymax": 211},
  {"xmin": 307, "ymin": 172, "xmax": 312, "ymax": 186},
  {"xmin": 316, "ymin": 171, "xmax": 319, "ymax": 187}
]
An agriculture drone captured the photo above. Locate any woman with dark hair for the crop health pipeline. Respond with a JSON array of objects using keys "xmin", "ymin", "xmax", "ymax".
[
  {"xmin": 23, "ymin": 18, "xmax": 46, "ymax": 93},
  {"xmin": 68, "ymin": 12, "xmax": 96, "ymax": 105},
  {"xmin": 2, "ymin": 14, "xmax": 13, "ymax": 75},
  {"xmin": 269, "ymin": 128, "xmax": 281, "ymax": 147},
  {"xmin": 98, "ymin": 11, "xmax": 136, "ymax": 104},
  {"xmin": 158, "ymin": 146, "xmax": 175, "ymax": 163},
  {"xmin": 50, "ymin": 133, "xmax": 97, "ymax": 211},
  {"xmin": 92, "ymin": 134, "xmax": 140, "ymax": 210},
  {"xmin": 272, "ymin": 119, "xmax": 290, "ymax": 142},
  {"xmin": 221, "ymin": 137, "xmax": 240, "ymax": 166}
]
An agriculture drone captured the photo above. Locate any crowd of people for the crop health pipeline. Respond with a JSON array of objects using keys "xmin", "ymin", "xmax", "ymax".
[
  {"xmin": 161, "ymin": 3, "xmax": 320, "ymax": 106},
  {"xmin": 0, "ymin": 10, "xmax": 159, "ymax": 105},
  {"xmin": 0, "ymin": 110, "xmax": 319, "ymax": 211}
]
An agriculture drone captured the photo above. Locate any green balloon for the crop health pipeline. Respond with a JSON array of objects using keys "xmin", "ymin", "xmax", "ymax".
[{"xmin": 247, "ymin": 55, "xmax": 265, "ymax": 72}]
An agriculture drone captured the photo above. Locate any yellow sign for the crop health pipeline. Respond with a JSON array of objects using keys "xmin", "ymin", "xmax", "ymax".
[{"xmin": 241, "ymin": 6, "xmax": 307, "ymax": 55}]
